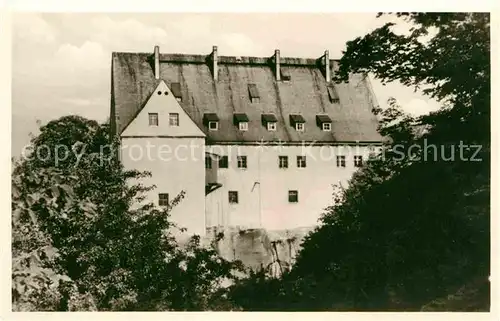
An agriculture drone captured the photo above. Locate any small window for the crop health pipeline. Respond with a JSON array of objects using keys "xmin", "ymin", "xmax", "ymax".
[
  {"xmin": 336, "ymin": 155, "xmax": 346, "ymax": 168},
  {"xmin": 248, "ymin": 84, "xmax": 260, "ymax": 103},
  {"xmin": 327, "ymin": 85, "xmax": 340, "ymax": 103},
  {"xmin": 237, "ymin": 156, "xmax": 247, "ymax": 169},
  {"xmin": 354, "ymin": 155, "xmax": 363, "ymax": 167},
  {"xmin": 219, "ymin": 156, "xmax": 228, "ymax": 168},
  {"xmin": 322, "ymin": 123, "xmax": 331, "ymax": 131},
  {"xmin": 149, "ymin": 113, "xmax": 159, "ymax": 126},
  {"xmin": 288, "ymin": 190, "xmax": 298, "ymax": 203},
  {"xmin": 208, "ymin": 121, "xmax": 219, "ymax": 130},
  {"xmin": 267, "ymin": 122, "xmax": 277, "ymax": 131},
  {"xmin": 159, "ymin": 193, "xmax": 169, "ymax": 206},
  {"xmin": 228, "ymin": 191, "xmax": 239, "ymax": 204},
  {"xmin": 205, "ymin": 156, "xmax": 212, "ymax": 169},
  {"xmin": 296, "ymin": 123, "xmax": 304, "ymax": 131},
  {"xmin": 169, "ymin": 113, "xmax": 179, "ymax": 126},
  {"xmin": 279, "ymin": 156, "xmax": 288, "ymax": 168},
  {"xmin": 297, "ymin": 156, "xmax": 307, "ymax": 168},
  {"xmin": 239, "ymin": 122, "xmax": 249, "ymax": 131}
]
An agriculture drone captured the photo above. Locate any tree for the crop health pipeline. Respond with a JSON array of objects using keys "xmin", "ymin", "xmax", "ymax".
[
  {"xmin": 226, "ymin": 13, "xmax": 490, "ymax": 311},
  {"xmin": 12, "ymin": 115, "xmax": 241, "ymax": 311}
]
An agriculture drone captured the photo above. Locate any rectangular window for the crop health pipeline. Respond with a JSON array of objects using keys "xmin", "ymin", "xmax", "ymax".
[
  {"xmin": 322, "ymin": 122, "xmax": 332, "ymax": 131},
  {"xmin": 279, "ymin": 156, "xmax": 288, "ymax": 168},
  {"xmin": 228, "ymin": 191, "xmax": 239, "ymax": 204},
  {"xmin": 219, "ymin": 156, "xmax": 228, "ymax": 168},
  {"xmin": 205, "ymin": 156, "xmax": 212, "ymax": 169},
  {"xmin": 297, "ymin": 156, "xmax": 307, "ymax": 168},
  {"xmin": 239, "ymin": 122, "xmax": 249, "ymax": 131},
  {"xmin": 267, "ymin": 122, "xmax": 277, "ymax": 131},
  {"xmin": 237, "ymin": 156, "xmax": 247, "ymax": 169},
  {"xmin": 288, "ymin": 190, "xmax": 298, "ymax": 203},
  {"xmin": 169, "ymin": 113, "xmax": 179, "ymax": 126},
  {"xmin": 296, "ymin": 123, "xmax": 304, "ymax": 131},
  {"xmin": 248, "ymin": 83, "xmax": 260, "ymax": 103},
  {"xmin": 354, "ymin": 155, "xmax": 363, "ymax": 167},
  {"xmin": 149, "ymin": 113, "xmax": 159, "ymax": 126},
  {"xmin": 208, "ymin": 121, "xmax": 218, "ymax": 130},
  {"xmin": 159, "ymin": 193, "xmax": 169, "ymax": 206},
  {"xmin": 336, "ymin": 155, "xmax": 346, "ymax": 168}
]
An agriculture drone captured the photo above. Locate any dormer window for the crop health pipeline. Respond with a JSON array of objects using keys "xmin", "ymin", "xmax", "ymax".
[
  {"xmin": 290, "ymin": 114, "xmax": 306, "ymax": 132},
  {"xmin": 262, "ymin": 113, "xmax": 278, "ymax": 131},
  {"xmin": 170, "ymin": 82, "xmax": 182, "ymax": 102},
  {"xmin": 280, "ymin": 68, "xmax": 291, "ymax": 82},
  {"xmin": 327, "ymin": 84, "xmax": 340, "ymax": 103},
  {"xmin": 204, "ymin": 113, "xmax": 219, "ymax": 131},
  {"xmin": 316, "ymin": 114, "xmax": 332, "ymax": 131},
  {"xmin": 239, "ymin": 122, "xmax": 248, "ymax": 131},
  {"xmin": 248, "ymin": 84, "xmax": 260, "ymax": 103},
  {"xmin": 233, "ymin": 113, "xmax": 249, "ymax": 131},
  {"xmin": 208, "ymin": 121, "xmax": 218, "ymax": 130}
]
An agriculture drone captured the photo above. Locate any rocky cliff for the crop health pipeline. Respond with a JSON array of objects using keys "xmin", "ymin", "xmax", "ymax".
[{"xmin": 202, "ymin": 226, "xmax": 314, "ymax": 278}]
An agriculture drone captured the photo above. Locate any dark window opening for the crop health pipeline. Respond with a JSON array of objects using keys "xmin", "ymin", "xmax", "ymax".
[
  {"xmin": 219, "ymin": 156, "xmax": 229, "ymax": 168},
  {"xmin": 237, "ymin": 156, "xmax": 247, "ymax": 169},
  {"xmin": 279, "ymin": 156, "xmax": 288, "ymax": 168},
  {"xmin": 229, "ymin": 191, "xmax": 239, "ymax": 204},
  {"xmin": 159, "ymin": 193, "xmax": 169, "ymax": 206},
  {"xmin": 336, "ymin": 155, "xmax": 346, "ymax": 168},
  {"xmin": 288, "ymin": 190, "xmax": 298, "ymax": 203}
]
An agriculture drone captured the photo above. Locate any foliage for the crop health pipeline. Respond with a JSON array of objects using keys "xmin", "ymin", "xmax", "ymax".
[
  {"xmin": 12, "ymin": 115, "xmax": 241, "ymax": 311},
  {"xmin": 226, "ymin": 12, "xmax": 490, "ymax": 311}
]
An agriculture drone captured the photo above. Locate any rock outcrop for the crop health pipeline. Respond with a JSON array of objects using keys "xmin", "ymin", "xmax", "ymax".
[{"xmin": 203, "ymin": 226, "xmax": 314, "ymax": 278}]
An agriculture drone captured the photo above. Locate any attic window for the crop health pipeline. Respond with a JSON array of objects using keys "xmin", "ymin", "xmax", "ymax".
[
  {"xmin": 327, "ymin": 85, "xmax": 340, "ymax": 103},
  {"xmin": 289, "ymin": 114, "xmax": 305, "ymax": 131},
  {"xmin": 280, "ymin": 69, "xmax": 291, "ymax": 81},
  {"xmin": 204, "ymin": 113, "xmax": 220, "ymax": 130},
  {"xmin": 170, "ymin": 82, "xmax": 182, "ymax": 101},
  {"xmin": 316, "ymin": 114, "xmax": 332, "ymax": 131},
  {"xmin": 262, "ymin": 113, "xmax": 278, "ymax": 131},
  {"xmin": 248, "ymin": 84, "xmax": 260, "ymax": 103}
]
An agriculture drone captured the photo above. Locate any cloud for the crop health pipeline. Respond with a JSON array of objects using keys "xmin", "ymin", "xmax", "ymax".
[{"xmin": 13, "ymin": 13, "xmax": 57, "ymax": 45}]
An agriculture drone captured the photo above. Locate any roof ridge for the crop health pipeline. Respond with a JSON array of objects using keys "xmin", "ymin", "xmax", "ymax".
[{"xmin": 112, "ymin": 51, "xmax": 340, "ymax": 66}]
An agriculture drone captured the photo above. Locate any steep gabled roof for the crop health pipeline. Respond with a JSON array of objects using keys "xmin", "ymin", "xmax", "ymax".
[{"xmin": 110, "ymin": 51, "xmax": 383, "ymax": 143}]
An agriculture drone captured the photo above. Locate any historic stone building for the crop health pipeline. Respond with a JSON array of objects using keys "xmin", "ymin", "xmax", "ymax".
[{"xmin": 110, "ymin": 45, "xmax": 382, "ymax": 236}]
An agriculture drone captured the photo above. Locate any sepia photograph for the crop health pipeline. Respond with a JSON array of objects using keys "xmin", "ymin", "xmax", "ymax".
[{"xmin": 8, "ymin": 11, "xmax": 491, "ymax": 312}]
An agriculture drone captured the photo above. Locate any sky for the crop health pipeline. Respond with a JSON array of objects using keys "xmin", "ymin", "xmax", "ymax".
[{"xmin": 11, "ymin": 12, "xmax": 442, "ymax": 156}]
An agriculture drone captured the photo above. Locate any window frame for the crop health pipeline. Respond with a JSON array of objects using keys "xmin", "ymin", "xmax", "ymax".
[
  {"xmin": 295, "ymin": 123, "xmax": 304, "ymax": 132},
  {"xmin": 336, "ymin": 155, "xmax": 346, "ymax": 168},
  {"xmin": 228, "ymin": 191, "xmax": 239, "ymax": 204},
  {"xmin": 239, "ymin": 122, "xmax": 249, "ymax": 131},
  {"xmin": 218, "ymin": 155, "xmax": 229, "ymax": 168},
  {"xmin": 208, "ymin": 121, "xmax": 219, "ymax": 131},
  {"xmin": 354, "ymin": 155, "xmax": 363, "ymax": 167},
  {"xmin": 278, "ymin": 156, "xmax": 288, "ymax": 169},
  {"xmin": 205, "ymin": 156, "xmax": 212, "ymax": 169},
  {"xmin": 288, "ymin": 190, "xmax": 299, "ymax": 203},
  {"xmin": 158, "ymin": 193, "xmax": 169, "ymax": 207},
  {"xmin": 297, "ymin": 155, "xmax": 307, "ymax": 168},
  {"xmin": 237, "ymin": 156, "xmax": 247, "ymax": 169},
  {"xmin": 267, "ymin": 122, "xmax": 277, "ymax": 131},
  {"xmin": 148, "ymin": 113, "xmax": 159, "ymax": 126},
  {"xmin": 169, "ymin": 113, "xmax": 179, "ymax": 126},
  {"xmin": 322, "ymin": 122, "xmax": 332, "ymax": 131}
]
